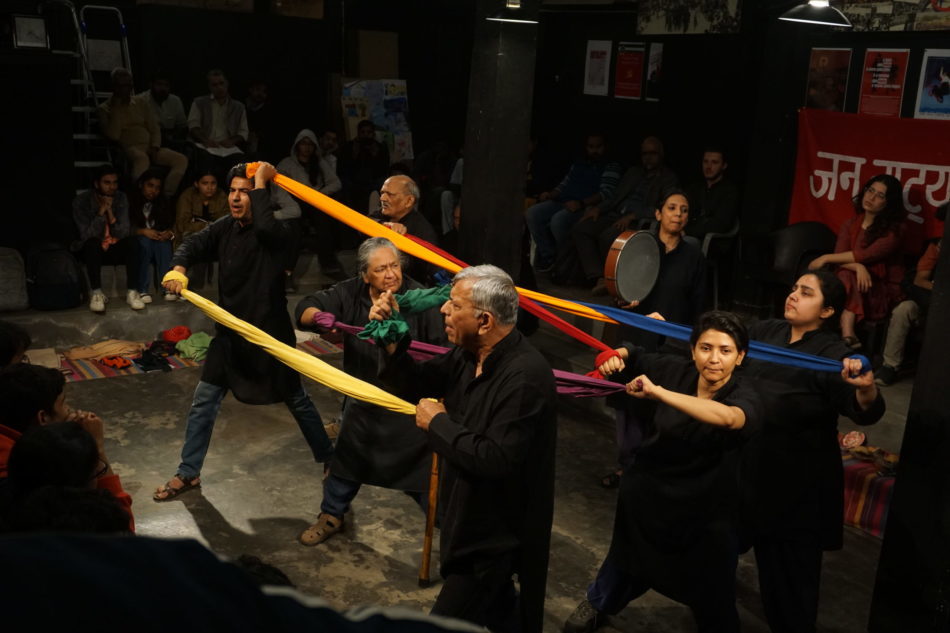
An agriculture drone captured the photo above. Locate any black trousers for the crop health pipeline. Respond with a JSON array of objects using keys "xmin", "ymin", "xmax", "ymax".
[
  {"xmin": 753, "ymin": 537, "xmax": 823, "ymax": 633},
  {"xmin": 80, "ymin": 237, "xmax": 138, "ymax": 291},
  {"xmin": 432, "ymin": 556, "xmax": 520, "ymax": 633}
]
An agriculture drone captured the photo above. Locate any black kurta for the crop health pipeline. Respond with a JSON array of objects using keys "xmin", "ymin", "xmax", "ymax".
[
  {"xmin": 294, "ymin": 276, "xmax": 445, "ymax": 490},
  {"xmin": 383, "ymin": 329, "xmax": 557, "ymax": 633},
  {"xmin": 172, "ymin": 188, "xmax": 297, "ymax": 405},
  {"xmin": 607, "ymin": 349, "xmax": 761, "ymax": 603},
  {"xmin": 621, "ymin": 238, "xmax": 706, "ymax": 352},
  {"xmin": 743, "ymin": 320, "xmax": 884, "ymax": 550}
]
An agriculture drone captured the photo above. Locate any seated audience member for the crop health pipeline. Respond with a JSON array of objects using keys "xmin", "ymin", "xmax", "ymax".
[
  {"xmin": 876, "ymin": 204, "xmax": 945, "ymax": 386},
  {"xmin": 319, "ymin": 129, "xmax": 341, "ymax": 181},
  {"xmin": 273, "ymin": 129, "xmax": 344, "ymax": 287},
  {"xmin": 571, "ymin": 136, "xmax": 678, "ymax": 290},
  {"xmin": 684, "ymin": 146, "xmax": 739, "ymax": 241},
  {"xmin": 809, "ymin": 174, "xmax": 906, "ymax": 348},
  {"xmin": 293, "ymin": 237, "xmax": 446, "ymax": 545},
  {"xmin": 129, "ymin": 169, "xmax": 176, "ymax": 302},
  {"xmin": 370, "ymin": 175, "xmax": 440, "ymax": 285},
  {"xmin": 1, "ymin": 423, "xmax": 132, "ymax": 534},
  {"xmin": 0, "ymin": 535, "xmax": 488, "ymax": 633},
  {"xmin": 339, "ymin": 120, "xmax": 390, "ymax": 214},
  {"xmin": 0, "ymin": 364, "xmax": 134, "ymax": 530},
  {"xmin": 71, "ymin": 165, "xmax": 145, "ymax": 312},
  {"xmin": 526, "ymin": 133, "xmax": 622, "ymax": 273},
  {"xmin": 137, "ymin": 70, "xmax": 188, "ymax": 150},
  {"xmin": 187, "ymin": 69, "xmax": 249, "ymax": 180},
  {"xmin": 98, "ymin": 67, "xmax": 187, "ymax": 197},
  {"xmin": 174, "ymin": 170, "xmax": 228, "ymax": 290},
  {"xmin": 245, "ymin": 79, "xmax": 278, "ymax": 160},
  {"xmin": 174, "ymin": 169, "xmax": 229, "ymax": 248},
  {"xmin": 0, "ymin": 321, "xmax": 30, "ymax": 367}
]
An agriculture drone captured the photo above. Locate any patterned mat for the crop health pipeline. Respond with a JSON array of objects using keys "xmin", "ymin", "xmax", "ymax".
[
  {"xmin": 61, "ymin": 337, "xmax": 342, "ymax": 382},
  {"xmin": 842, "ymin": 450, "xmax": 896, "ymax": 538}
]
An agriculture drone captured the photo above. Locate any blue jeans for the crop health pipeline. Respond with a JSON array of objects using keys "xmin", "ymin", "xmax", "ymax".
[
  {"xmin": 177, "ymin": 380, "xmax": 333, "ymax": 479},
  {"xmin": 136, "ymin": 235, "xmax": 172, "ymax": 294},
  {"xmin": 525, "ymin": 200, "xmax": 582, "ymax": 268},
  {"xmin": 320, "ymin": 472, "xmax": 427, "ymax": 518}
]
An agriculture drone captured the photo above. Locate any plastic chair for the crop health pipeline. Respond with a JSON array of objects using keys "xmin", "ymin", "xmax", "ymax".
[
  {"xmin": 748, "ymin": 221, "xmax": 837, "ymax": 316},
  {"xmin": 702, "ymin": 218, "xmax": 740, "ymax": 309}
]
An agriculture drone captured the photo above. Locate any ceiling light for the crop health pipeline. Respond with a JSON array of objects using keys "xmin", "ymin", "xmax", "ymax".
[
  {"xmin": 779, "ymin": 0, "xmax": 851, "ymax": 28},
  {"xmin": 486, "ymin": 0, "xmax": 538, "ymax": 24}
]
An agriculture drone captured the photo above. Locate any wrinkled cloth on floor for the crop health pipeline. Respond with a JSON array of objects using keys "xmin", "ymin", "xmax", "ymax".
[
  {"xmin": 176, "ymin": 332, "xmax": 213, "ymax": 362},
  {"xmin": 64, "ymin": 340, "xmax": 145, "ymax": 361}
]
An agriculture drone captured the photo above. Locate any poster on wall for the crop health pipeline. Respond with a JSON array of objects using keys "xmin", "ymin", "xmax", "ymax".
[
  {"xmin": 857, "ymin": 49, "xmax": 909, "ymax": 118},
  {"xmin": 805, "ymin": 48, "xmax": 852, "ymax": 112},
  {"xmin": 914, "ymin": 49, "xmax": 950, "ymax": 120},
  {"xmin": 341, "ymin": 79, "xmax": 413, "ymax": 163},
  {"xmin": 583, "ymin": 40, "xmax": 612, "ymax": 97},
  {"xmin": 644, "ymin": 43, "xmax": 663, "ymax": 102},
  {"xmin": 614, "ymin": 42, "xmax": 645, "ymax": 100}
]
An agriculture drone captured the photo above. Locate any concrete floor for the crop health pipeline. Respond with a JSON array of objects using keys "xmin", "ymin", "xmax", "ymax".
[{"xmin": 9, "ymin": 252, "xmax": 913, "ymax": 632}]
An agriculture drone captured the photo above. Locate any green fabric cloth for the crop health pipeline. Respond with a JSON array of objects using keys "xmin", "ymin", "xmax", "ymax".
[
  {"xmin": 357, "ymin": 285, "xmax": 451, "ymax": 345},
  {"xmin": 395, "ymin": 285, "xmax": 451, "ymax": 313},
  {"xmin": 358, "ymin": 311, "xmax": 409, "ymax": 344},
  {"xmin": 175, "ymin": 331, "xmax": 213, "ymax": 362}
]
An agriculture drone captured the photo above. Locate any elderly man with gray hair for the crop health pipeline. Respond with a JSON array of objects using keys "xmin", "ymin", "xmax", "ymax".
[
  {"xmin": 293, "ymin": 236, "xmax": 446, "ymax": 546},
  {"xmin": 371, "ymin": 174, "xmax": 441, "ymax": 285},
  {"xmin": 372, "ymin": 264, "xmax": 557, "ymax": 633}
]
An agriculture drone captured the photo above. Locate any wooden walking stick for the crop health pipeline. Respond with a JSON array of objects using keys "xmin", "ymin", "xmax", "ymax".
[{"xmin": 419, "ymin": 451, "xmax": 440, "ymax": 587}]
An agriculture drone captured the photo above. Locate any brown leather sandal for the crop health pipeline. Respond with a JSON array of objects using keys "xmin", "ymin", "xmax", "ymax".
[
  {"xmin": 153, "ymin": 474, "xmax": 201, "ymax": 502},
  {"xmin": 299, "ymin": 512, "xmax": 343, "ymax": 546}
]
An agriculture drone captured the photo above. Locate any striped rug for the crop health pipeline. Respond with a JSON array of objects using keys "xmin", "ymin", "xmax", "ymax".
[
  {"xmin": 842, "ymin": 450, "xmax": 896, "ymax": 538},
  {"xmin": 61, "ymin": 337, "xmax": 343, "ymax": 383}
]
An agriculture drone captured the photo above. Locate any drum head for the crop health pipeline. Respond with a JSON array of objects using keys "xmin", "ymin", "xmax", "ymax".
[{"xmin": 610, "ymin": 231, "xmax": 661, "ymax": 304}]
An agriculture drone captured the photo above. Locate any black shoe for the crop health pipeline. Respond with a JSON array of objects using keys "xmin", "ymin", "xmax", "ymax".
[
  {"xmin": 563, "ymin": 599, "xmax": 603, "ymax": 633},
  {"xmin": 875, "ymin": 364, "xmax": 898, "ymax": 386}
]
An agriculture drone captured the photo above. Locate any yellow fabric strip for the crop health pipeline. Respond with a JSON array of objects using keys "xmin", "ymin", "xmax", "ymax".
[
  {"xmin": 162, "ymin": 270, "xmax": 416, "ymax": 415},
  {"xmin": 245, "ymin": 163, "xmax": 617, "ymax": 326}
]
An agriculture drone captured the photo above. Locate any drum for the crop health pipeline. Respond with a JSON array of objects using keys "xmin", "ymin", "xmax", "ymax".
[{"xmin": 604, "ymin": 230, "xmax": 661, "ymax": 304}]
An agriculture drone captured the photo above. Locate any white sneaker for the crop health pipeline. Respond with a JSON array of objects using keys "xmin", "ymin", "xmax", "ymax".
[
  {"xmin": 140, "ymin": 292, "xmax": 153, "ymax": 304},
  {"xmin": 126, "ymin": 289, "xmax": 145, "ymax": 310},
  {"xmin": 164, "ymin": 291, "xmax": 179, "ymax": 302},
  {"xmin": 89, "ymin": 291, "xmax": 107, "ymax": 313}
]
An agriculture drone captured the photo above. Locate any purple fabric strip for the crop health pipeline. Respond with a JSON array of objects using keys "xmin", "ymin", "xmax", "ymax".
[{"xmin": 329, "ymin": 321, "xmax": 624, "ymax": 398}]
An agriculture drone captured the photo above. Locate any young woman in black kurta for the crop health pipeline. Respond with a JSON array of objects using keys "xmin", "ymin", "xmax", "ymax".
[
  {"xmin": 567, "ymin": 311, "xmax": 762, "ymax": 633},
  {"xmin": 743, "ymin": 271, "xmax": 883, "ymax": 633}
]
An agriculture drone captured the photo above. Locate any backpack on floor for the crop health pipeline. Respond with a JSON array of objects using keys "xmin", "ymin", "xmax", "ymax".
[
  {"xmin": 0, "ymin": 247, "xmax": 29, "ymax": 311},
  {"xmin": 26, "ymin": 243, "xmax": 84, "ymax": 310}
]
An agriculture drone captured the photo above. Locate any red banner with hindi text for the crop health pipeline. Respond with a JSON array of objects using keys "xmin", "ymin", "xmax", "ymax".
[{"xmin": 790, "ymin": 109, "xmax": 950, "ymax": 246}]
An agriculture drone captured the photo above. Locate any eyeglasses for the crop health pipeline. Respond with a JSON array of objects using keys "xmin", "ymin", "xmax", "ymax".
[{"xmin": 864, "ymin": 187, "xmax": 887, "ymax": 200}]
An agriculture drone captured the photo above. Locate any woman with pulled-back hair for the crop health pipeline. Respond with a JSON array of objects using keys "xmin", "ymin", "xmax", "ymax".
[
  {"xmin": 566, "ymin": 311, "xmax": 762, "ymax": 633},
  {"xmin": 808, "ymin": 174, "xmax": 906, "ymax": 348},
  {"xmin": 744, "ymin": 270, "xmax": 884, "ymax": 633}
]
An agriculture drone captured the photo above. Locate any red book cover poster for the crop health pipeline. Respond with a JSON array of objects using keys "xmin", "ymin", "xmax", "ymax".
[
  {"xmin": 858, "ymin": 49, "xmax": 909, "ymax": 117},
  {"xmin": 614, "ymin": 42, "xmax": 645, "ymax": 100}
]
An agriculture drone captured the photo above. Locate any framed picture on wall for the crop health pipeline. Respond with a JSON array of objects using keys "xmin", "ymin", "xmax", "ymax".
[
  {"xmin": 805, "ymin": 48, "xmax": 851, "ymax": 111},
  {"xmin": 583, "ymin": 40, "xmax": 612, "ymax": 97},
  {"xmin": 12, "ymin": 15, "xmax": 48, "ymax": 50},
  {"xmin": 914, "ymin": 49, "xmax": 950, "ymax": 120},
  {"xmin": 858, "ymin": 49, "xmax": 909, "ymax": 118}
]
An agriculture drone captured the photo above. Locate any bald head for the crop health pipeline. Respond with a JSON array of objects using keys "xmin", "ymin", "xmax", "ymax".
[{"xmin": 379, "ymin": 175, "xmax": 419, "ymax": 221}]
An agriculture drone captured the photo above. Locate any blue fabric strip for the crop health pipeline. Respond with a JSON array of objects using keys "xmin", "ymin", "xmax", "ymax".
[{"xmin": 574, "ymin": 302, "xmax": 870, "ymax": 375}]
